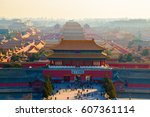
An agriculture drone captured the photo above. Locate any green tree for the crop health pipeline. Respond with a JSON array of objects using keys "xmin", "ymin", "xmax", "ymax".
[
  {"xmin": 105, "ymin": 50, "xmax": 112, "ymax": 56},
  {"xmin": 11, "ymin": 54, "xmax": 20, "ymax": 62},
  {"xmin": 118, "ymin": 54, "xmax": 126, "ymax": 62},
  {"xmin": 126, "ymin": 53, "xmax": 133, "ymax": 62},
  {"xmin": 141, "ymin": 49, "xmax": 149, "ymax": 56},
  {"xmin": 43, "ymin": 74, "xmax": 53, "ymax": 98},
  {"xmin": 103, "ymin": 77, "xmax": 117, "ymax": 99},
  {"xmin": 28, "ymin": 53, "xmax": 40, "ymax": 62},
  {"xmin": 118, "ymin": 53, "xmax": 133, "ymax": 62},
  {"xmin": 0, "ymin": 48, "xmax": 6, "ymax": 55}
]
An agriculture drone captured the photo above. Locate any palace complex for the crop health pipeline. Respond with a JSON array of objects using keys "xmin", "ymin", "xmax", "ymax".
[
  {"xmin": 46, "ymin": 38, "xmax": 111, "ymax": 82},
  {"xmin": 0, "ymin": 21, "xmax": 150, "ymax": 99},
  {"xmin": 44, "ymin": 21, "xmax": 112, "ymax": 82}
]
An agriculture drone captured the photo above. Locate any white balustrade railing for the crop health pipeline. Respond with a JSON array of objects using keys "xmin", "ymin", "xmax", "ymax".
[
  {"xmin": 48, "ymin": 65, "xmax": 75, "ymax": 69},
  {"xmin": 48, "ymin": 65, "xmax": 111, "ymax": 69}
]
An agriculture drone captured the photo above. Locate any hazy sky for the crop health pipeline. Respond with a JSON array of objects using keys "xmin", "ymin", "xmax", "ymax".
[{"xmin": 0, "ymin": 0, "xmax": 150, "ymax": 19}]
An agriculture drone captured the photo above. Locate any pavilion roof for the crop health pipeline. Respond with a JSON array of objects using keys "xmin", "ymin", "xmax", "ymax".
[
  {"xmin": 52, "ymin": 39, "xmax": 105, "ymax": 51},
  {"xmin": 27, "ymin": 45, "xmax": 39, "ymax": 53}
]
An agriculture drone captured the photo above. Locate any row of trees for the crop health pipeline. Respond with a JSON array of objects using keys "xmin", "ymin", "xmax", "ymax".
[
  {"xmin": 141, "ymin": 49, "xmax": 149, "ymax": 56},
  {"xmin": 119, "ymin": 49, "xmax": 149, "ymax": 62},
  {"xmin": 11, "ymin": 53, "xmax": 40, "ymax": 62},
  {"xmin": 28, "ymin": 53, "xmax": 40, "ymax": 62},
  {"xmin": 11, "ymin": 54, "xmax": 20, "ymax": 62},
  {"xmin": 118, "ymin": 53, "xmax": 133, "ymax": 62},
  {"xmin": 3, "ymin": 62, "xmax": 22, "ymax": 68}
]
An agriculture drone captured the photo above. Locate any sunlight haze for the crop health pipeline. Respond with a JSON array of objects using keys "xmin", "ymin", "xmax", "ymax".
[{"xmin": 0, "ymin": 0, "xmax": 150, "ymax": 19}]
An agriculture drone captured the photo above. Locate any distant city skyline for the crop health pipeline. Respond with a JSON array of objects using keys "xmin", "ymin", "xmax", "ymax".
[{"xmin": 1, "ymin": 0, "xmax": 150, "ymax": 19}]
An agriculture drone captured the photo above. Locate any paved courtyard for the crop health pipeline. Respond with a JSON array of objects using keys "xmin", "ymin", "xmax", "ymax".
[{"xmin": 47, "ymin": 82, "xmax": 107, "ymax": 100}]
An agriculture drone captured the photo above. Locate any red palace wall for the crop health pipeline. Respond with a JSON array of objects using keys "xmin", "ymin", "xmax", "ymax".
[
  {"xmin": 0, "ymin": 64, "xmax": 3, "ymax": 68},
  {"xmin": 43, "ymin": 70, "xmax": 74, "ymax": 81},
  {"xmin": 43, "ymin": 69, "xmax": 112, "ymax": 81},
  {"xmin": 22, "ymin": 62, "xmax": 49, "ymax": 68},
  {"xmin": 0, "ymin": 83, "xmax": 29, "ymax": 87},
  {"xmin": 128, "ymin": 84, "xmax": 150, "ymax": 88},
  {"xmin": 84, "ymin": 70, "xmax": 112, "ymax": 79},
  {"xmin": 0, "ymin": 62, "xmax": 49, "ymax": 68},
  {"xmin": 108, "ymin": 63, "xmax": 150, "ymax": 69}
]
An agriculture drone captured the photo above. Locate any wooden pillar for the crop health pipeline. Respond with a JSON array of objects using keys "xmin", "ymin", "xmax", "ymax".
[
  {"xmin": 100, "ymin": 60, "xmax": 105, "ymax": 66},
  {"xmin": 100, "ymin": 60, "xmax": 102, "ymax": 66}
]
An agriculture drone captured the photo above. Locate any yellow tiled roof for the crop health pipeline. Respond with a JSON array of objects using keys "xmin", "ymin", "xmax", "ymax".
[{"xmin": 52, "ymin": 39, "xmax": 105, "ymax": 50}]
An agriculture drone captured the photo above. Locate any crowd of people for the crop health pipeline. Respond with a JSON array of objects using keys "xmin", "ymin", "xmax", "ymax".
[{"xmin": 47, "ymin": 81, "xmax": 108, "ymax": 100}]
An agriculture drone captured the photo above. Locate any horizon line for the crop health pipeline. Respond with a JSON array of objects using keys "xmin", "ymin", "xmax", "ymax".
[{"xmin": 1, "ymin": 17, "xmax": 150, "ymax": 20}]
